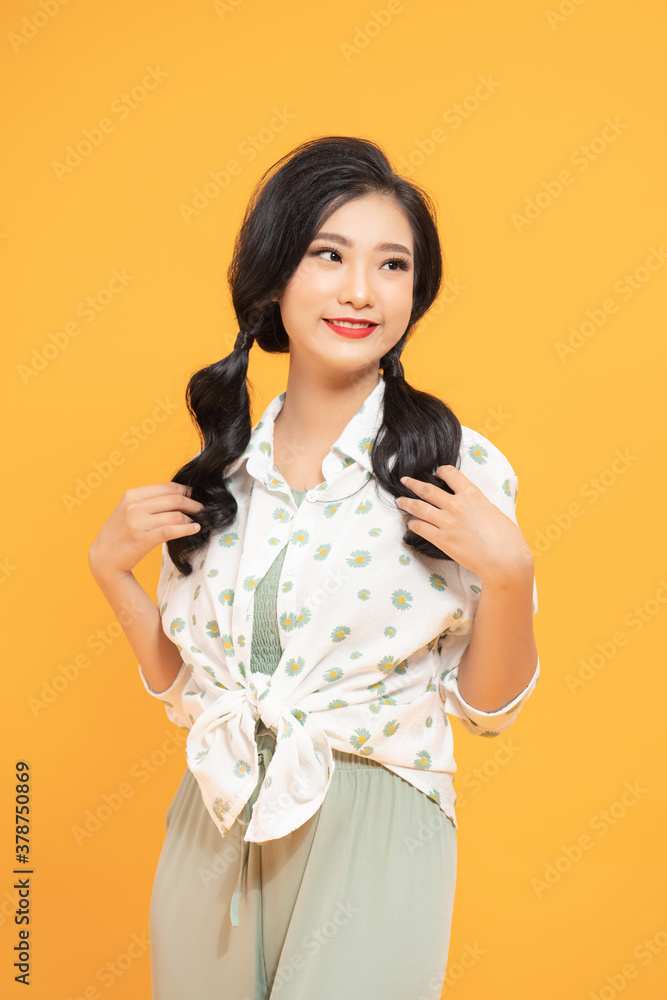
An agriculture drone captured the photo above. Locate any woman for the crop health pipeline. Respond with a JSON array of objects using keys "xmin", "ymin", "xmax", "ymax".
[{"xmin": 89, "ymin": 135, "xmax": 540, "ymax": 1000}]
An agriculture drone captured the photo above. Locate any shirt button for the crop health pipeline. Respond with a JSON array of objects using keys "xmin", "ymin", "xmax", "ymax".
[{"xmin": 306, "ymin": 492, "xmax": 317, "ymax": 503}]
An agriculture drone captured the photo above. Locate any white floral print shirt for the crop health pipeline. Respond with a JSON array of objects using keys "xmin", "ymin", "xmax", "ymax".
[{"xmin": 138, "ymin": 374, "xmax": 540, "ymax": 844}]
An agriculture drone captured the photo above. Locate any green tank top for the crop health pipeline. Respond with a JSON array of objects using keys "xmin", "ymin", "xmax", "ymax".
[{"xmin": 250, "ymin": 487, "xmax": 307, "ymax": 676}]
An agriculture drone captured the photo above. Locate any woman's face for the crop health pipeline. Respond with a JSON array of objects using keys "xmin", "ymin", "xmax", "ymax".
[{"xmin": 275, "ymin": 192, "xmax": 415, "ymax": 379}]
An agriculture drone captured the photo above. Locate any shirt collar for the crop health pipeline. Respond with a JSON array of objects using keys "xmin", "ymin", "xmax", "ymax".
[{"xmin": 224, "ymin": 373, "xmax": 387, "ymax": 486}]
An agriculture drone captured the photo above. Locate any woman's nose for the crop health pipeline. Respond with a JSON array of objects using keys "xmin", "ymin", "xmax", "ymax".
[{"xmin": 338, "ymin": 264, "xmax": 375, "ymax": 308}]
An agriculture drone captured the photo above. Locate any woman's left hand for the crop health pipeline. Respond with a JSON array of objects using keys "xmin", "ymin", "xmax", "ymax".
[{"xmin": 396, "ymin": 465, "xmax": 534, "ymax": 583}]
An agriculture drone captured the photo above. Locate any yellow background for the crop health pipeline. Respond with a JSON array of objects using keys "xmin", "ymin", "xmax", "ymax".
[{"xmin": 2, "ymin": 0, "xmax": 666, "ymax": 996}]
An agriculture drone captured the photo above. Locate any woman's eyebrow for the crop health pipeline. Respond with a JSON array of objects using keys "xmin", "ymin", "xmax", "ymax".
[{"xmin": 312, "ymin": 231, "xmax": 413, "ymax": 257}]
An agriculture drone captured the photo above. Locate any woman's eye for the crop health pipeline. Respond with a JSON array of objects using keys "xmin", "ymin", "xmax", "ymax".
[
  {"xmin": 307, "ymin": 247, "xmax": 410, "ymax": 271},
  {"xmin": 382, "ymin": 258, "xmax": 411, "ymax": 271},
  {"xmin": 308, "ymin": 247, "xmax": 341, "ymax": 263}
]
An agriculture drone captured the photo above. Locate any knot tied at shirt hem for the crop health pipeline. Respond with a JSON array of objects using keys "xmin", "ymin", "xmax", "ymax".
[{"xmin": 184, "ymin": 672, "xmax": 335, "ymax": 843}]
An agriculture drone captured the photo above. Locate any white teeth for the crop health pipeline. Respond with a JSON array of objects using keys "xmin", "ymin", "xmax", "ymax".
[{"xmin": 330, "ymin": 320, "xmax": 374, "ymax": 329}]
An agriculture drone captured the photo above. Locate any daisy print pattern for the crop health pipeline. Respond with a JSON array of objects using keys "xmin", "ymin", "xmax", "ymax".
[{"xmin": 138, "ymin": 374, "xmax": 540, "ymax": 845}]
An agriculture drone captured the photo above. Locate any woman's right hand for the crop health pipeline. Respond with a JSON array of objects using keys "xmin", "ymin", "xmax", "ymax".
[{"xmin": 88, "ymin": 482, "xmax": 204, "ymax": 581}]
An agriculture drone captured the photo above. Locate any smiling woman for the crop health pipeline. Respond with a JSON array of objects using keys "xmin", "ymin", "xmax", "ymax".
[
  {"xmin": 89, "ymin": 134, "xmax": 540, "ymax": 1000},
  {"xmin": 267, "ymin": 190, "xmax": 417, "ymax": 454},
  {"xmin": 168, "ymin": 136, "xmax": 461, "ymax": 570}
]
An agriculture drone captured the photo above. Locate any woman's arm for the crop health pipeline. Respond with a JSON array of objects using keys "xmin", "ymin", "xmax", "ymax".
[
  {"xmin": 455, "ymin": 554, "xmax": 538, "ymax": 713},
  {"xmin": 397, "ymin": 459, "xmax": 540, "ymax": 717},
  {"xmin": 88, "ymin": 562, "xmax": 184, "ymax": 694},
  {"xmin": 87, "ymin": 481, "xmax": 203, "ymax": 697}
]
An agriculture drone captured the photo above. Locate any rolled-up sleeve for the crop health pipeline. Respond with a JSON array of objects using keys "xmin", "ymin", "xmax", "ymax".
[
  {"xmin": 439, "ymin": 629, "xmax": 540, "ymax": 737},
  {"xmin": 137, "ymin": 541, "xmax": 200, "ymax": 731},
  {"xmin": 438, "ymin": 436, "xmax": 540, "ymax": 737},
  {"xmin": 137, "ymin": 659, "xmax": 195, "ymax": 731}
]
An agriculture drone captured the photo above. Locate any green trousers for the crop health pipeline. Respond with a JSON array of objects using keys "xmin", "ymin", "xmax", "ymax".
[
  {"xmin": 149, "ymin": 719, "xmax": 457, "ymax": 999},
  {"xmin": 148, "ymin": 488, "xmax": 457, "ymax": 998}
]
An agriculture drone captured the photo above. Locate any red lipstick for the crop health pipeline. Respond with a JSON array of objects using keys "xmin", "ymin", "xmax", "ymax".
[{"xmin": 323, "ymin": 318, "xmax": 378, "ymax": 338}]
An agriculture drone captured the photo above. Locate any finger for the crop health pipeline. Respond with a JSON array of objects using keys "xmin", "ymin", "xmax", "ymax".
[
  {"xmin": 158, "ymin": 481, "xmax": 204, "ymax": 501},
  {"xmin": 131, "ymin": 491, "xmax": 205, "ymax": 517},
  {"xmin": 396, "ymin": 496, "xmax": 441, "ymax": 528},
  {"xmin": 125, "ymin": 481, "xmax": 198, "ymax": 504},
  {"xmin": 399, "ymin": 476, "xmax": 451, "ymax": 509},
  {"xmin": 172, "ymin": 481, "xmax": 200, "ymax": 500},
  {"xmin": 404, "ymin": 515, "xmax": 439, "ymax": 546},
  {"xmin": 176, "ymin": 495, "xmax": 206, "ymax": 512},
  {"xmin": 434, "ymin": 465, "xmax": 472, "ymax": 488},
  {"xmin": 151, "ymin": 520, "xmax": 202, "ymax": 545},
  {"xmin": 140, "ymin": 509, "xmax": 202, "ymax": 534},
  {"xmin": 149, "ymin": 492, "xmax": 205, "ymax": 514},
  {"xmin": 172, "ymin": 482, "xmax": 206, "ymax": 509}
]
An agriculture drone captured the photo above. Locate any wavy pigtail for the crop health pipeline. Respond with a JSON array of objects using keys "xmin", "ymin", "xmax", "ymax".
[
  {"xmin": 375, "ymin": 346, "xmax": 462, "ymax": 562},
  {"xmin": 165, "ymin": 330, "xmax": 255, "ymax": 576}
]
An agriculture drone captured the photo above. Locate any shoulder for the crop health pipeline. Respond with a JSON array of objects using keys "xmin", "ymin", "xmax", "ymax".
[
  {"xmin": 456, "ymin": 425, "xmax": 518, "ymax": 511},
  {"xmin": 458, "ymin": 425, "xmax": 516, "ymax": 476}
]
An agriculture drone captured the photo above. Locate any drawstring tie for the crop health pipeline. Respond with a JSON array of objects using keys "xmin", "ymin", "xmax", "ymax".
[{"xmin": 230, "ymin": 737, "xmax": 274, "ymax": 927}]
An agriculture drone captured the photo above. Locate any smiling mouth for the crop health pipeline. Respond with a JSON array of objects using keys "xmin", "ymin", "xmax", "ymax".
[{"xmin": 323, "ymin": 319, "xmax": 378, "ymax": 338}]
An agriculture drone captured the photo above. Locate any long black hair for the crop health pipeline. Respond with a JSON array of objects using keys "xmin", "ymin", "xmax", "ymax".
[{"xmin": 167, "ymin": 135, "xmax": 462, "ymax": 576}]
